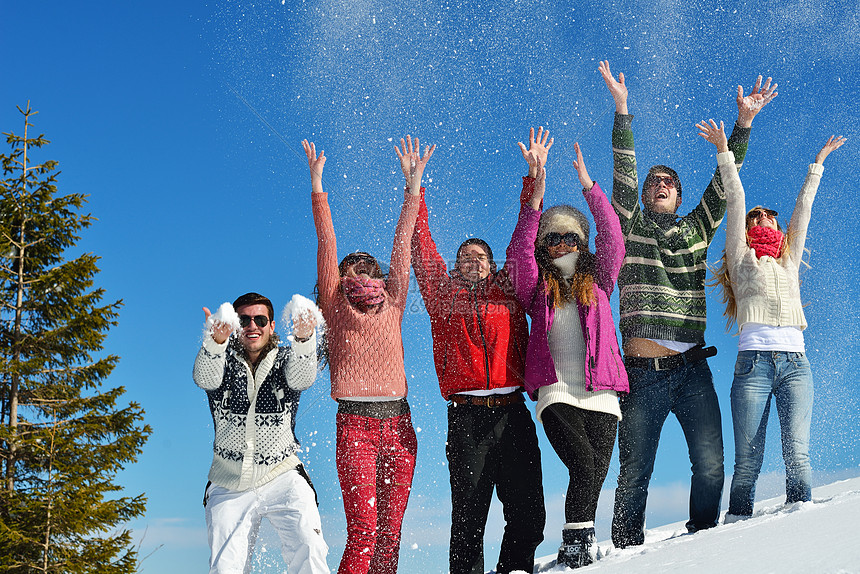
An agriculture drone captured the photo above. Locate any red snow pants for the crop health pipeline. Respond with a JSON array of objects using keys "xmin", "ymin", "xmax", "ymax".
[{"xmin": 335, "ymin": 410, "xmax": 417, "ymax": 574}]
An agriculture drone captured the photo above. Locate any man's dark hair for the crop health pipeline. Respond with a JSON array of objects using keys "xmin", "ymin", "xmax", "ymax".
[
  {"xmin": 232, "ymin": 292, "xmax": 274, "ymax": 320},
  {"xmin": 644, "ymin": 164, "xmax": 683, "ymax": 203}
]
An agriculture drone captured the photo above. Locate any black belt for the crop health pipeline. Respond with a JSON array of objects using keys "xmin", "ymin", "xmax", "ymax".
[
  {"xmin": 624, "ymin": 345, "xmax": 717, "ymax": 371},
  {"xmin": 449, "ymin": 392, "xmax": 525, "ymax": 408},
  {"xmin": 337, "ymin": 398, "xmax": 410, "ymax": 419}
]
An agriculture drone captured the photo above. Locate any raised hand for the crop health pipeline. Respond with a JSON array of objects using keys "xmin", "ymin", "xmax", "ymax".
[
  {"xmin": 394, "ymin": 134, "xmax": 436, "ymax": 194},
  {"xmin": 302, "ymin": 139, "xmax": 326, "ymax": 193},
  {"xmin": 736, "ymin": 76, "xmax": 778, "ymax": 127},
  {"xmin": 599, "ymin": 60, "xmax": 628, "ymax": 114},
  {"xmin": 203, "ymin": 306, "xmax": 234, "ymax": 344},
  {"xmin": 815, "ymin": 135, "xmax": 847, "ymax": 165},
  {"xmin": 517, "ymin": 126, "xmax": 554, "ymax": 178},
  {"xmin": 572, "ymin": 142, "xmax": 594, "ymax": 191},
  {"xmin": 696, "ymin": 119, "xmax": 728, "ymax": 153},
  {"xmin": 531, "ymin": 159, "xmax": 547, "ymax": 210}
]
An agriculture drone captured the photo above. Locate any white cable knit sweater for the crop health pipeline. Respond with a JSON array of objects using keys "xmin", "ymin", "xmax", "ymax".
[
  {"xmin": 193, "ymin": 334, "xmax": 318, "ymax": 491},
  {"xmin": 718, "ymin": 151, "xmax": 823, "ymax": 332}
]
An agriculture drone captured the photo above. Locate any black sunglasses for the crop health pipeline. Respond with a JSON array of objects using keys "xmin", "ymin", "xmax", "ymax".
[
  {"xmin": 544, "ymin": 232, "xmax": 580, "ymax": 248},
  {"xmin": 747, "ymin": 208, "xmax": 778, "ymax": 220},
  {"xmin": 342, "ymin": 253, "xmax": 376, "ymax": 268},
  {"xmin": 239, "ymin": 314, "xmax": 270, "ymax": 328}
]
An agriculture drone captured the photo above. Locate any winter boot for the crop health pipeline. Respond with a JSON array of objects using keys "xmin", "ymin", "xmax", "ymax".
[{"xmin": 557, "ymin": 526, "xmax": 595, "ymax": 569}]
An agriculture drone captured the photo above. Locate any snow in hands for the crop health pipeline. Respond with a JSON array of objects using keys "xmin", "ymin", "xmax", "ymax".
[
  {"xmin": 204, "ymin": 302, "xmax": 241, "ymax": 340},
  {"xmin": 282, "ymin": 294, "xmax": 326, "ymax": 339}
]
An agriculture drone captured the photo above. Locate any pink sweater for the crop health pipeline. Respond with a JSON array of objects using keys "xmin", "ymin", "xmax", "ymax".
[{"xmin": 312, "ymin": 192, "xmax": 419, "ymax": 400}]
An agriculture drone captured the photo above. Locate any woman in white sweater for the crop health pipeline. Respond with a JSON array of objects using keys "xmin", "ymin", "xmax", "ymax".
[{"xmin": 698, "ymin": 118, "xmax": 845, "ymax": 519}]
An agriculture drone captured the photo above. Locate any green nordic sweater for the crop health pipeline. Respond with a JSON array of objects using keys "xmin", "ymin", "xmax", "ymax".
[{"xmin": 611, "ymin": 113, "xmax": 751, "ymax": 345}]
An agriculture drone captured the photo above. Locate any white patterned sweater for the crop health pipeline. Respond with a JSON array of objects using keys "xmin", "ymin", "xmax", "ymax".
[
  {"xmin": 193, "ymin": 334, "xmax": 318, "ymax": 491},
  {"xmin": 718, "ymin": 151, "xmax": 823, "ymax": 332}
]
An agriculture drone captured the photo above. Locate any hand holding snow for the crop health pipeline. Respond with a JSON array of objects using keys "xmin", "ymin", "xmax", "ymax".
[
  {"xmin": 204, "ymin": 302, "xmax": 240, "ymax": 343},
  {"xmin": 282, "ymin": 294, "xmax": 325, "ymax": 340}
]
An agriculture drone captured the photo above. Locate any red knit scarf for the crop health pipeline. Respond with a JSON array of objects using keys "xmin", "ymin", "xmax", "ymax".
[
  {"xmin": 341, "ymin": 275, "xmax": 386, "ymax": 307},
  {"xmin": 747, "ymin": 225, "xmax": 784, "ymax": 259}
]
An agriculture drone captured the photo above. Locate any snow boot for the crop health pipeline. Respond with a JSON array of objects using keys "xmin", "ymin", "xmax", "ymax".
[{"xmin": 557, "ymin": 526, "xmax": 595, "ymax": 569}]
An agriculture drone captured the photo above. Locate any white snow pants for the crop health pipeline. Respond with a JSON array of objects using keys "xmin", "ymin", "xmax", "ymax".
[{"xmin": 204, "ymin": 468, "xmax": 329, "ymax": 574}]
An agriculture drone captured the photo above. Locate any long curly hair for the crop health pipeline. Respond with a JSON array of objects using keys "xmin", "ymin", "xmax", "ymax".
[
  {"xmin": 709, "ymin": 206, "xmax": 797, "ymax": 331},
  {"xmin": 536, "ymin": 245, "xmax": 597, "ymax": 308}
]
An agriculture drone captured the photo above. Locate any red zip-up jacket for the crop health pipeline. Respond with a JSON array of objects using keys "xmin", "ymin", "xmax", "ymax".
[{"xmin": 411, "ymin": 189, "xmax": 529, "ymax": 400}]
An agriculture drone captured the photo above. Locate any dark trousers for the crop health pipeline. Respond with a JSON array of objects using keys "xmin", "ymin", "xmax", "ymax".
[
  {"xmin": 542, "ymin": 403, "xmax": 618, "ymax": 524},
  {"xmin": 446, "ymin": 400, "xmax": 546, "ymax": 574}
]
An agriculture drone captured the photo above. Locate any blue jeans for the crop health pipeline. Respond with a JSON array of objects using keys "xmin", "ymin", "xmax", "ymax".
[
  {"xmin": 612, "ymin": 359, "xmax": 724, "ymax": 547},
  {"xmin": 728, "ymin": 351, "xmax": 813, "ymax": 516}
]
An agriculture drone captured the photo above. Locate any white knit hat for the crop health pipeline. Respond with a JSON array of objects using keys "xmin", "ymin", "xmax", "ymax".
[{"xmin": 537, "ymin": 205, "xmax": 589, "ymax": 246}]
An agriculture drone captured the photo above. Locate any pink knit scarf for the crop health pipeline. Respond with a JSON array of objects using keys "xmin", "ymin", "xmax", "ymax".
[
  {"xmin": 747, "ymin": 225, "xmax": 784, "ymax": 259},
  {"xmin": 341, "ymin": 275, "xmax": 386, "ymax": 307}
]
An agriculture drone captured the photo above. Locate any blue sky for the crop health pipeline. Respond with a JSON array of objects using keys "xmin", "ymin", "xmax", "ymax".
[{"xmin": 3, "ymin": 1, "xmax": 859, "ymax": 572}]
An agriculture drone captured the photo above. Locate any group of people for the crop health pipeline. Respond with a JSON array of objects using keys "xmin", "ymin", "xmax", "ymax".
[{"xmin": 192, "ymin": 60, "xmax": 845, "ymax": 574}]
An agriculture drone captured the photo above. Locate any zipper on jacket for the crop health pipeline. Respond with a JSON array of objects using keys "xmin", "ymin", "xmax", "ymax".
[
  {"xmin": 583, "ymin": 320, "xmax": 594, "ymax": 391},
  {"xmin": 470, "ymin": 283, "xmax": 492, "ymax": 389}
]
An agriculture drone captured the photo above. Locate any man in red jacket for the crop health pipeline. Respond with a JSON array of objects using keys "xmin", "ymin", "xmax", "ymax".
[{"xmin": 411, "ymin": 188, "xmax": 545, "ymax": 574}]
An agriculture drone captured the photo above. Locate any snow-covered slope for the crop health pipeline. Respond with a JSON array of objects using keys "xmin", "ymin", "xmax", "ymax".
[{"xmin": 531, "ymin": 476, "xmax": 860, "ymax": 573}]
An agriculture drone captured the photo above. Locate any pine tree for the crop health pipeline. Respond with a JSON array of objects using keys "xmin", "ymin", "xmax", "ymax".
[{"xmin": 0, "ymin": 103, "xmax": 151, "ymax": 573}]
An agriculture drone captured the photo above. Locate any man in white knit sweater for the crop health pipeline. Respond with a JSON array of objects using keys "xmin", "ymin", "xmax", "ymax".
[{"xmin": 193, "ymin": 292, "xmax": 329, "ymax": 574}]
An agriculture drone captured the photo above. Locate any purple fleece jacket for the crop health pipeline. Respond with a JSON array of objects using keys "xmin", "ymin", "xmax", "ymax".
[{"xmin": 507, "ymin": 178, "xmax": 629, "ymax": 399}]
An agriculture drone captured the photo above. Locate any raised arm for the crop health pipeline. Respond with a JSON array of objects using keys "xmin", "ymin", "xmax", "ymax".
[
  {"xmin": 786, "ymin": 135, "xmax": 846, "ymax": 265},
  {"xmin": 507, "ymin": 163, "xmax": 545, "ymax": 315},
  {"xmin": 599, "ymin": 59, "xmax": 628, "ymax": 115},
  {"xmin": 388, "ymin": 135, "xmax": 433, "ymax": 305},
  {"xmin": 698, "ymin": 119, "xmax": 746, "ymax": 267},
  {"xmin": 517, "ymin": 125, "xmax": 553, "ymax": 209},
  {"xmin": 304, "ymin": 139, "xmax": 339, "ymax": 311},
  {"xmin": 735, "ymin": 75, "xmax": 778, "ymax": 128},
  {"xmin": 395, "ymin": 134, "xmax": 436, "ymax": 196},
  {"xmin": 687, "ymin": 77, "xmax": 775, "ymax": 243},
  {"xmin": 601, "ymin": 60, "xmax": 639, "ymax": 236},
  {"xmin": 517, "ymin": 126, "xmax": 554, "ymax": 180},
  {"xmin": 411, "ymin": 189, "xmax": 450, "ymax": 307},
  {"xmin": 575, "ymin": 142, "xmax": 625, "ymax": 293}
]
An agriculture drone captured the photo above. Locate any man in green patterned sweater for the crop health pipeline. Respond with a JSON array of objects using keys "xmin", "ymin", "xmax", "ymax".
[{"xmin": 598, "ymin": 60, "xmax": 778, "ymax": 548}]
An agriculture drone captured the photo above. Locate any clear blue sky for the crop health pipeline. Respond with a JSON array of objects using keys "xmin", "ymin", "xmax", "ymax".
[{"xmin": 3, "ymin": 1, "xmax": 859, "ymax": 572}]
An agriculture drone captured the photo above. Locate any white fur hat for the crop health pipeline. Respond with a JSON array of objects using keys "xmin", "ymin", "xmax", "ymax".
[{"xmin": 537, "ymin": 205, "xmax": 590, "ymax": 246}]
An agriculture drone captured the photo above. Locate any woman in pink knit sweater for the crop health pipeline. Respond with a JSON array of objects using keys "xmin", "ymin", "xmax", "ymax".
[{"xmin": 303, "ymin": 136, "xmax": 434, "ymax": 574}]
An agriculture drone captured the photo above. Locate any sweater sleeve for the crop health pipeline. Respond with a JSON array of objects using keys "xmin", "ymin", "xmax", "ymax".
[
  {"xmin": 386, "ymin": 193, "xmax": 420, "ymax": 308},
  {"xmin": 611, "ymin": 113, "xmax": 640, "ymax": 238},
  {"xmin": 719, "ymin": 151, "xmax": 748, "ymax": 270},
  {"xmin": 786, "ymin": 163, "xmax": 824, "ymax": 266},
  {"xmin": 284, "ymin": 333, "xmax": 319, "ymax": 391},
  {"xmin": 193, "ymin": 335, "xmax": 229, "ymax": 391},
  {"xmin": 312, "ymin": 192, "xmax": 340, "ymax": 312},
  {"xmin": 585, "ymin": 182, "xmax": 625, "ymax": 295},
  {"xmin": 410, "ymin": 188, "xmax": 450, "ymax": 308},
  {"xmin": 689, "ymin": 123, "xmax": 751, "ymax": 245},
  {"xmin": 506, "ymin": 178, "xmax": 543, "ymax": 316}
]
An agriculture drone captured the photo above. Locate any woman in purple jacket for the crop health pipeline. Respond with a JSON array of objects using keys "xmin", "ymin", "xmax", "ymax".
[{"xmin": 508, "ymin": 129, "xmax": 628, "ymax": 569}]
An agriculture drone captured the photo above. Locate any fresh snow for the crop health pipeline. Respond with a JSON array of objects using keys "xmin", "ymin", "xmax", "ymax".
[
  {"xmin": 521, "ymin": 475, "xmax": 860, "ymax": 574},
  {"xmin": 281, "ymin": 294, "xmax": 326, "ymax": 337},
  {"xmin": 204, "ymin": 302, "xmax": 240, "ymax": 339}
]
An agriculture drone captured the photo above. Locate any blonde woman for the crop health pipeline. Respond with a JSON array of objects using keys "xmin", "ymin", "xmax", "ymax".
[{"xmin": 699, "ymin": 119, "xmax": 845, "ymax": 519}]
